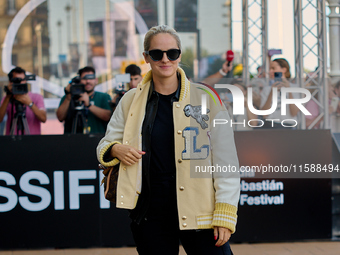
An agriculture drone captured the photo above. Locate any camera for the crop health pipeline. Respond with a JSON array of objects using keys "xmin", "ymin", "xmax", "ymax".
[
  {"xmin": 110, "ymin": 74, "xmax": 130, "ymax": 110},
  {"xmin": 274, "ymin": 72, "xmax": 282, "ymax": 83},
  {"xmin": 69, "ymin": 74, "xmax": 96, "ymax": 99},
  {"xmin": 112, "ymin": 84, "xmax": 127, "ymax": 107},
  {"xmin": 114, "ymin": 74, "xmax": 130, "ymax": 97},
  {"xmin": 12, "ymin": 82, "xmax": 28, "ymax": 95},
  {"xmin": 4, "ymin": 74, "xmax": 36, "ymax": 95},
  {"xmin": 69, "ymin": 76, "xmax": 85, "ymax": 99}
]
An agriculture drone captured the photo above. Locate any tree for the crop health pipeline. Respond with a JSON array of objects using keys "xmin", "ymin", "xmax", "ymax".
[
  {"xmin": 207, "ymin": 58, "xmax": 225, "ymax": 76},
  {"xmin": 180, "ymin": 47, "xmax": 194, "ymax": 79}
]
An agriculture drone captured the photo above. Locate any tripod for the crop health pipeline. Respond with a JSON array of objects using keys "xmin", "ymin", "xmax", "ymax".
[
  {"xmin": 71, "ymin": 100, "xmax": 89, "ymax": 134},
  {"xmin": 10, "ymin": 100, "xmax": 30, "ymax": 135}
]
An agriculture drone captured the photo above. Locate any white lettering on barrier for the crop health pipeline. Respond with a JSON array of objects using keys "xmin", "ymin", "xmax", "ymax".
[
  {"xmin": 239, "ymin": 179, "xmax": 285, "ymax": 206},
  {"xmin": 240, "ymin": 180, "xmax": 284, "ymax": 192},
  {"xmin": 69, "ymin": 170, "xmax": 96, "ymax": 210},
  {"xmin": 240, "ymin": 193, "xmax": 284, "ymax": 206},
  {"xmin": 0, "ymin": 172, "xmax": 18, "ymax": 212},
  {"xmin": 54, "ymin": 171, "xmax": 64, "ymax": 210},
  {"xmin": 0, "ymin": 170, "xmax": 110, "ymax": 212},
  {"xmin": 19, "ymin": 171, "xmax": 51, "ymax": 212}
]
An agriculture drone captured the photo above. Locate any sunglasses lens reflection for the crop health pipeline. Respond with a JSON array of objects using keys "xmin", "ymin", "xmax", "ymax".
[
  {"xmin": 149, "ymin": 50, "xmax": 163, "ymax": 61},
  {"xmin": 148, "ymin": 49, "xmax": 181, "ymax": 61},
  {"xmin": 167, "ymin": 49, "xmax": 181, "ymax": 60}
]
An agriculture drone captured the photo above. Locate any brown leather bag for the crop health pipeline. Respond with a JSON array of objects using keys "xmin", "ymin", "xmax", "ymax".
[{"xmin": 99, "ymin": 163, "xmax": 119, "ymax": 203}]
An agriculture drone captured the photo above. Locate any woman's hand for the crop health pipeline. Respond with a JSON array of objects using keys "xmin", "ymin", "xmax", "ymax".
[
  {"xmin": 111, "ymin": 144, "xmax": 145, "ymax": 166},
  {"xmin": 273, "ymin": 77, "xmax": 290, "ymax": 91},
  {"xmin": 280, "ymin": 77, "xmax": 290, "ymax": 88},
  {"xmin": 221, "ymin": 60, "xmax": 233, "ymax": 74},
  {"xmin": 214, "ymin": 226, "xmax": 231, "ymax": 247}
]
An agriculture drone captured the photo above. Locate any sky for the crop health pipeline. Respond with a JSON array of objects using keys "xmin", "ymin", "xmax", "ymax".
[
  {"xmin": 6, "ymin": 0, "xmax": 328, "ymax": 78},
  {"xmin": 232, "ymin": 0, "xmax": 327, "ymax": 76},
  {"xmin": 47, "ymin": 0, "xmax": 232, "ymax": 63}
]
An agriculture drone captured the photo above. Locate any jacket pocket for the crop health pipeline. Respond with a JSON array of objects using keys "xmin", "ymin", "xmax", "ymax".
[{"xmin": 196, "ymin": 214, "xmax": 213, "ymax": 229}]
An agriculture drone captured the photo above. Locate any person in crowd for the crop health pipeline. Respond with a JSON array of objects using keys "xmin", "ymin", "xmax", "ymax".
[
  {"xmin": 332, "ymin": 80, "xmax": 340, "ymax": 114},
  {"xmin": 111, "ymin": 64, "xmax": 143, "ymax": 110},
  {"xmin": 303, "ymin": 71, "xmax": 327, "ymax": 129},
  {"xmin": 97, "ymin": 25, "xmax": 240, "ymax": 255},
  {"xmin": 330, "ymin": 80, "xmax": 340, "ymax": 132},
  {"xmin": 222, "ymin": 80, "xmax": 258, "ymax": 131},
  {"xmin": 0, "ymin": 66, "xmax": 46, "ymax": 135},
  {"xmin": 125, "ymin": 64, "xmax": 143, "ymax": 90},
  {"xmin": 304, "ymin": 81, "xmax": 321, "ymax": 129},
  {"xmin": 56, "ymin": 66, "xmax": 111, "ymax": 134},
  {"xmin": 0, "ymin": 115, "xmax": 6, "ymax": 135},
  {"xmin": 201, "ymin": 62, "xmax": 260, "ymax": 131},
  {"xmin": 260, "ymin": 58, "xmax": 299, "ymax": 129},
  {"xmin": 249, "ymin": 78, "xmax": 266, "ymax": 110},
  {"xmin": 201, "ymin": 59, "xmax": 233, "ymax": 86},
  {"xmin": 256, "ymin": 65, "xmax": 266, "ymax": 79}
]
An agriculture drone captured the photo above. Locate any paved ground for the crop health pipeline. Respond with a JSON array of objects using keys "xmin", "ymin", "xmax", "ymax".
[
  {"xmin": 41, "ymin": 112, "xmax": 63, "ymax": 135},
  {"xmin": 1, "ymin": 242, "xmax": 340, "ymax": 255}
]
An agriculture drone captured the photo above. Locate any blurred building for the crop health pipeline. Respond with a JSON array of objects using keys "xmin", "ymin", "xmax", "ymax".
[{"xmin": 0, "ymin": 0, "xmax": 50, "ymax": 91}]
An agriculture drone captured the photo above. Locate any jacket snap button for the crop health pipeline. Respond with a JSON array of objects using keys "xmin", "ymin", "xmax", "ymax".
[
  {"xmin": 123, "ymin": 167, "xmax": 127, "ymax": 171},
  {"xmin": 182, "ymin": 223, "xmax": 187, "ymax": 227},
  {"xmin": 176, "ymin": 103, "xmax": 180, "ymax": 108},
  {"xmin": 121, "ymin": 195, "xmax": 124, "ymax": 198},
  {"xmin": 125, "ymin": 141, "xmax": 129, "ymax": 144},
  {"xmin": 178, "ymin": 159, "xmax": 182, "ymax": 163},
  {"xmin": 177, "ymin": 130, "xmax": 182, "ymax": 134},
  {"xmin": 121, "ymin": 202, "xmax": 124, "ymax": 205},
  {"xmin": 180, "ymin": 186, "xmax": 184, "ymax": 191},
  {"xmin": 182, "ymin": 216, "xmax": 187, "ymax": 220}
]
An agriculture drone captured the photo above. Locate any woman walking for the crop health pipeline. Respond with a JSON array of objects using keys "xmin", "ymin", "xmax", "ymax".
[{"xmin": 97, "ymin": 25, "xmax": 240, "ymax": 255}]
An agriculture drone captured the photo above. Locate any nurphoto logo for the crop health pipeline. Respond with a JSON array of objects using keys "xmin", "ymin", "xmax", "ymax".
[{"xmin": 201, "ymin": 84, "xmax": 312, "ymax": 128}]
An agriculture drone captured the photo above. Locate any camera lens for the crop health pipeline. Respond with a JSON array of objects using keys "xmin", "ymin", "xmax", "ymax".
[{"xmin": 12, "ymin": 84, "xmax": 28, "ymax": 95}]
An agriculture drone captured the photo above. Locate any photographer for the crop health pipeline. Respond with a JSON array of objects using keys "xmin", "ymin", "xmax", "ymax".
[
  {"xmin": 125, "ymin": 64, "xmax": 143, "ymax": 89},
  {"xmin": 260, "ymin": 58, "xmax": 299, "ymax": 129},
  {"xmin": 0, "ymin": 67, "xmax": 46, "ymax": 135},
  {"xmin": 111, "ymin": 64, "xmax": 143, "ymax": 112},
  {"xmin": 56, "ymin": 66, "xmax": 111, "ymax": 134}
]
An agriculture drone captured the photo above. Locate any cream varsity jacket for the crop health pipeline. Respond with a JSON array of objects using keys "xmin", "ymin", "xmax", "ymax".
[{"xmin": 97, "ymin": 67, "xmax": 240, "ymax": 233}]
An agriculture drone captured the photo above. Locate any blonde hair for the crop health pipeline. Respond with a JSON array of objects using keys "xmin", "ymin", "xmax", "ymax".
[{"xmin": 143, "ymin": 25, "xmax": 181, "ymax": 51}]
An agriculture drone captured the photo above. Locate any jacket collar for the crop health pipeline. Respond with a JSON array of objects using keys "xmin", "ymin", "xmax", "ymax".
[
  {"xmin": 140, "ymin": 67, "xmax": 190, "ymax": 102},
  {"xmin": 147, "ymin": 73, "xmax": 181, "ymax": 103}
]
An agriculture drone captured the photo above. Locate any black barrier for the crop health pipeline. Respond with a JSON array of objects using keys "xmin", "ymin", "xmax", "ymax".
[
  {"xmin": 0, "ymin": 134, "xmax": 134, "ymax": 249},
  {"xmin": 232, "ymin": 129, "xmax": 332, "ymax": 242},
  {"xmin": 334, "ymin": 133, "xmax": 340, "ymax": 157},
  {"xmin": 0, "ymin": 130, "xmax": 333, "ymax": 249}
]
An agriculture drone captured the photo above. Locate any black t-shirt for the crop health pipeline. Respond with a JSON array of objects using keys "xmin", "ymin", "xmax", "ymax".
[
  {"xmin": 148, "ymin": 91, "xmax": 178, "ymax": 219},
  {"xmin": 130, "ymin": 80, "xmax": 181, "ymax": 223},
  {"xmin": 150, "ymin": 92, "xmax": 176, "ymax": 178}
]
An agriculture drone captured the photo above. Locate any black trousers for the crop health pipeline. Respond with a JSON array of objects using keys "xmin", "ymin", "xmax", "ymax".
[
  {"xmin": 131, "ymin": 217, "xmax": 233, "ymax": 255},
  {"xmin": 131, "ymin": 175, "xmax": 233, "ymax": 254}
]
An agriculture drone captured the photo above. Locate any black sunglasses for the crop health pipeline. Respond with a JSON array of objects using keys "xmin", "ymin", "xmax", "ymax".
[{"xmin": 145, "ymin": 49, "xmax": 181, "ymax": 61}]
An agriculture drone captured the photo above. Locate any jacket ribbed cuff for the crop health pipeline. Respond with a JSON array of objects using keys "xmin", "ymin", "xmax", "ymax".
[
  {"xmin": 99, "ymin": 142, "xmax": 121, "ymax": 167},
  {"xmin": 211, "ymin": 203, "xmax": 238, "ymax": 234}
]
